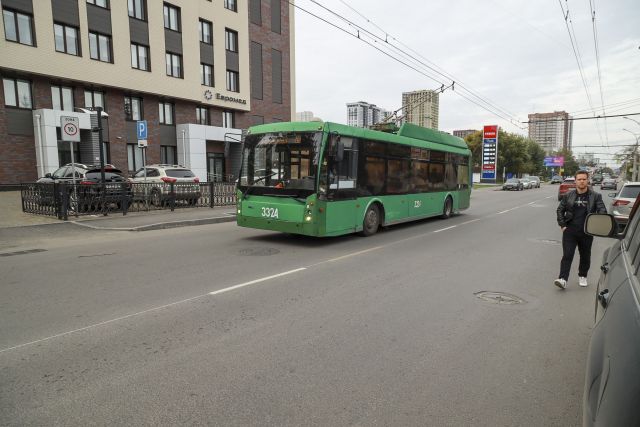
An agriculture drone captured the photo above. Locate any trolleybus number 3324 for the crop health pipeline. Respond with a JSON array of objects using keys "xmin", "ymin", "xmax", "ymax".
[{"xmin": 261, "ymin": 207, "xmax": 279, "ymax": 219}]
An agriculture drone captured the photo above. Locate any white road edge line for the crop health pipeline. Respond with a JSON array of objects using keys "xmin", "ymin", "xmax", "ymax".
[{"xmin": 434, "ymin": 225, "xmax": 456, "ymax": 233}]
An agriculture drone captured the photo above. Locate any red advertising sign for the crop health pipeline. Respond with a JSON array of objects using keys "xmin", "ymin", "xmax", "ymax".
[{"xmin": 483, "ymin": 125, "xmax": 497, "ymax": 139}]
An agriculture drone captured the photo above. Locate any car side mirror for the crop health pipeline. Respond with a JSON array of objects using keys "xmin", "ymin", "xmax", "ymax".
[
  {"xmin": 45, "ymin": 173, "xmax": 52, "ymax": 178},
  {"xmin": 585, "ymin": 213, "xmax": 618, "ymax": 238}
]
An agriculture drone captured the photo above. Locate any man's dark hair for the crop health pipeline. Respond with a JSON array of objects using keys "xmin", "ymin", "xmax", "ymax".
[{"xmin": 575, "ymin": 170, "xmax": 589, "ymax": 178}]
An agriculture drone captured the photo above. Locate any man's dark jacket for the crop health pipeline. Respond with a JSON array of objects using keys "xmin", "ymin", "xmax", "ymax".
[{"xmin": 556, "ymin": 189, "xmax": 607, "ymax": 227}]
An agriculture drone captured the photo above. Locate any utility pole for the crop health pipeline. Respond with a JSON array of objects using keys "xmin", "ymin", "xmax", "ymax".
[{"xmin": 623, "ymin": 128, "xmax": 640, "ymax": 182}]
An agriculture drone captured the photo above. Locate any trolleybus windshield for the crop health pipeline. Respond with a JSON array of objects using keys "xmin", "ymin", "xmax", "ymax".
[{"xmin": 239, "ymin": 131, "xmax": 323, "ymax": 197}]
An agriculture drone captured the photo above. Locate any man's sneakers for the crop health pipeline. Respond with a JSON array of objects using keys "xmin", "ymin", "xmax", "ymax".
[
  {"xmin": 554, "ymin": 278, "xmax": 567, "ymax": 289},
  {"xmin": 579, "ymin": 276, "xmax": 588, "ymax": 287}
]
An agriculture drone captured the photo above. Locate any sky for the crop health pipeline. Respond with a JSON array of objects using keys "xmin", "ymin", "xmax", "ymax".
[{"xmin": 293, "ymin": 0, "xmax": 640, "ymax": 167}]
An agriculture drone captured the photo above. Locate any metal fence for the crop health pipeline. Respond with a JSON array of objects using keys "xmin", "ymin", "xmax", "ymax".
[{"xmin": 21, "ymin": 182, "xmax": 237, "ymax": 220}]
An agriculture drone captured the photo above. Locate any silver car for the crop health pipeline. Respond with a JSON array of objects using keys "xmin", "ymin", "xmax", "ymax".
[
  {"xmin": 610, "ymin": 182, "xmax": 640, "ymax": 223},
  {"xmin": 519, "ymin": 177, "xmax": 533, "ymax": 189}
]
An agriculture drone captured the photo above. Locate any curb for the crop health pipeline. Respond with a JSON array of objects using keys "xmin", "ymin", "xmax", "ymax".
[{"xmin": 70, "ymin": 213, "xmax": 237, "ymax": 232}]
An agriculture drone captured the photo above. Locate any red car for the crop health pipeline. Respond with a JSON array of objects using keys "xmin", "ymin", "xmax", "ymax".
[{"xmin": 557, "ymin": 177, "xmax": 576, "ymax": 200}]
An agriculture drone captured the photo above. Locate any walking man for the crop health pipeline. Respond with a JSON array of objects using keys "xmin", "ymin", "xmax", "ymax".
[{"xmin": 554, "ymin": 170, "xmax": 607, "ymax": 289}]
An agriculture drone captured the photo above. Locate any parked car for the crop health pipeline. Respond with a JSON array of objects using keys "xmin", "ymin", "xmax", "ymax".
[
  {"xmin": 36, "ymin": 164, "xmax": 130, "ymax": 210},
  {"xmin": 519, "ymin": 177, "xmax": 533, "ymax": 189},
  {"xmin": 550, "ymin": 175, "xmax": 563, "ymax": 184},
  {"xmin": 557, "ymin": 177, "xmax": 576, "ymax": 200},
  {"xmin": 609, "ymin": 182, "xmax": 640, "ymax": 225},
  {"xmin": 129, "ymin": 164, "xmax": 201, "ymax": 206},
  {"xmin": 528, "ymin": 176, "xmax": 541, "ymax": 188},
  {"xmin": 582, "ymin": 197, "xmax": 640, "ymax": 426},
  {"xmin": 600, "ymin": 178, "xmax": 617, "ymax": 190},
  {"xmin": 591, "ymin": 173, "xmax": 603, "ymax": 186},
  {"xmin": 37, "ymin": 163, "xmax": 117, "ymax": 184},
  {"xmin": 502, "ymin": 178, "xmax": 523, "ymax": 191}
]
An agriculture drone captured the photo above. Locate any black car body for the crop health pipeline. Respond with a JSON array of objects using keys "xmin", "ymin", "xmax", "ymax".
[
  {"xmin": 502, "ymin": 178, "xmax": 523, "ymax": 191},
  {"xmin": 583, "ymin": 199, "xmax": 640, "ymax": 426}
]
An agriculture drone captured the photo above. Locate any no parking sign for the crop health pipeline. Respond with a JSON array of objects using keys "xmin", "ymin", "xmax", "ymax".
[{"xmin": 61, "ymin": 116, "xmax": 80, "ymax": 142}]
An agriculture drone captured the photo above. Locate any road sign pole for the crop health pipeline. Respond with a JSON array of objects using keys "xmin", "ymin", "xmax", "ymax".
[{"xmin": 95, "ymin": 107, "xmax": 106, "ymax": 215}]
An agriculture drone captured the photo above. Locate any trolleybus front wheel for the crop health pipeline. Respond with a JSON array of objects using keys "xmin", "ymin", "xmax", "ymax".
[
  {"xmin": 441, "ymin": 196, "xmax": 453, "ymax": 219},
  {"xmin": 361, "ymin": 204, "xmax": 380, "ymax": 236}
]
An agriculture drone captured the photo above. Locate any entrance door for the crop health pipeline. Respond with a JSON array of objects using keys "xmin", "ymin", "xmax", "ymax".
[{"xmin": 207, "ymin": 153, "xmax": 225, "ymax": 182}]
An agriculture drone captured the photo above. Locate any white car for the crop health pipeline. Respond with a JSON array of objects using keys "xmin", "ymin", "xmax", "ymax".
[
  {"xmin": 519, "ymin": 177, "xmax": 533, "ymax": 189},
  {"xmin": 129, "ymin": 164, "xmax": 201, "ymax": 206}
]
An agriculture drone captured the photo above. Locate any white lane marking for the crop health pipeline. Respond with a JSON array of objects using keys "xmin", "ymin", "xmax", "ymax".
[
  {"xmin": 0, "ymin": 268, "xmax": 306, "ymax": 354},
  {"xmin": 497, "ymin": 209, "xmax": 511, "ymax": 214},
  {"xmin": 460, "ymin": 219, "xmax": 481, "ymax": 225},
  {"xmin": 208, "ymin": 268, "xmax": 306, "ymax": 296},
  {"xmin": 323, "ymin": 246, "xmax": 383, "ymax": 263},
  {"xmin": 434, "ymin": 225, "xmax": 456, "ymax": 233}
]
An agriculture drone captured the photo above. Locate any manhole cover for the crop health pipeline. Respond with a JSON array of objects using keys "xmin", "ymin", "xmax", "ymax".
[
  {"xmin": 474, "ymin": 291, "xmax": 526, "ymax": 304},
  {"xmin": 238, "ymin": 247, "xmax": 280, "ymax": 256}
]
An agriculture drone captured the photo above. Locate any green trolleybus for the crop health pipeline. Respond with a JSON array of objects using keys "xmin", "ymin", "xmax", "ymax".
[{"xmin": 236, "ymin": 121, "xmax": 471, "ymax": 237}]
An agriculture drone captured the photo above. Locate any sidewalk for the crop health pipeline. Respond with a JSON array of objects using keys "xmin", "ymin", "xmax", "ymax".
[{"xmin": 0, "ymin": 191, "xmax": 237, "ymax": 231}]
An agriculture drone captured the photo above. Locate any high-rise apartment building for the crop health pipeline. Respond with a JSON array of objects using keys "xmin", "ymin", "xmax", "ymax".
[
  {"xmin": 453, "ymin": 129, "xmax": 478, "ymax": 139},
  {"xmin": 295, "ymin": 111, "xmax": 321, "ymax": 122},
  {"xmin": 528, "ymin": 111, "xmax": 573, "ymax": 153},
  {"xmin": 346, "ymin": 101, "xmax": 389, "ymax": 128},
  {"xmin": 0, "ymin": 0, "xmax": 295, "ymax": 185},
  {"xmin": 401, "ymin": 89, "xmax": 439, "ymax": 129}
]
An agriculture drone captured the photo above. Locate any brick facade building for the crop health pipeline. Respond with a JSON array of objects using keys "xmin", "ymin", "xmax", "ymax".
[{"xmin": 0, "ymin": 0, "xmax": 295, "ymax": 185}]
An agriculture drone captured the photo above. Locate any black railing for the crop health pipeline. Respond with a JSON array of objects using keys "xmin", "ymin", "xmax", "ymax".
[{"xmin": 21, "ymin": 182, "xmax": 237, "ymax": 220}]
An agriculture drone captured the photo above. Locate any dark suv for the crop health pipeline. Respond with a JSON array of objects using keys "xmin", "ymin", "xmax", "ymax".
[{"xmin": 582, "ymin": 198, "xmax": 640, "ymax": 426}]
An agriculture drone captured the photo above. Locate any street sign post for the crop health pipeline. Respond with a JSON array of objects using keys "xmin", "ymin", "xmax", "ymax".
[
  {"xmin": 61, "ymin": 116, "xmax": 80, "ymax": 213},
  {"xmin": 136, "ymin": 120, "xmax": 148, "ymax": 184},
  {"xmin": 481, "ymin": 125, "xmax": 499, "ymax": 183}
]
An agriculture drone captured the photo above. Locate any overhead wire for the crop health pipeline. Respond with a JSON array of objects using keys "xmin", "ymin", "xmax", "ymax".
[
  {"xmin": 292, "ymin": 0, "xmax": 524, "ymax": 128},
  {"xmin": 588, "ymin": 0, "xmax": 610, "ymax": 146}
]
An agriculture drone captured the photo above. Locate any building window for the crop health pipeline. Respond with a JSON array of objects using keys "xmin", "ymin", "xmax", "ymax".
[
  {"xmin": 3, "ymin": 9, "xmax": 34, "ymax": 46},
  {"xmin": 225, "ymin": 29, "xmax": 238, "ymax": 52},
  {"xmin": 250, "ymin": 0, "xmax": 262, "ymax": 25},
  {"xmin": 196, "ymin": 106, "xmax": 209, "ymax": 125},
  {"xmin": 226, "ymin": 70, "xmax": 239, "ymax": 92},
  {"xmin": 84, "ymin": 90, "xmax": 105, "ymax": 110},
  {"xmin": 161, "ymin": 146, "xmax": 177, "ymax": 165},
  {"xmin": 128, "ymin": 0, "xmax": 145, "ymax": 20},
  {"xmin": 54, "ymin": 23, "xmax": 80, "ymax": 56},
  {"xmin": 165, "ymin": 52, "xmax": 182, "ymax": 78},
  {"xmin": 199, "ymin": 19, "xmax": 212, "ymax": 44},
  {"xmin": 201, "ymin": 63, "xmax": 213, "ymax": 87},
  {"xmin": 89, "ymin": 32, "xmax": 112, "ymax": 62},
  {"xmin": 51, "ymin": 85, "xmax": 74, "ymax": 111},
  {"xmin": 124, "ymin": 96, "xmax": 143, "ymax": 121},
  {"xmin": 163, "ymin": 3, "xmax": 180, "ymax": 31},
  {"xmin": 131, "ymin": 43, "xmax": 149, "ymax": 70},
  {"xmin": 222, "ymin": 110, "xmax": 235, "ymax": 128},
  {"xmin": 3, "ymin": 78, "xmax": 32, "ymax": 109},
  {"xmin": 87, "ymin": 0, "xmax": 108, "ymax": 8},
  {"xmin": 224, "ymin": 0, "xmax": 237, "ymax": 12},
  {"xmin": 159, "ymin": 101, "xmax": 174, "ymax": 125},
  {"xmin": 127, "ymin": 143, "xmax": 144, "ymax": 172}
]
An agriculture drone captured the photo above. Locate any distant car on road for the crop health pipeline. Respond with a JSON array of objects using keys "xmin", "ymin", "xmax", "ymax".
[
  {"xmin": 558, "ymin": 177, "xmax": 576, "ymax": 200},
  {"xmin": 582, "ymin": 196, "xmax": 640, "ymax": 426},
  {"xmin": 550, "ymin": 175, "xmax": 563, "ymax": 184},
  {"xmin": 519, "ymin": 177, "xmax": 533, "ymax": 189},
  {"xmin": 591, "ymin": 173, "xmax": 603, "ymax": 186},
  {"xmin": 528, "ymin": 176, "xmax": 541, "ymax": 188},
  {"xmin": 600, "ymin": 178, "xmax": 617, "ymax": 190},
  {"xmin": 502, "ymin": 178, "xmax": 523, "ymax": 191}
]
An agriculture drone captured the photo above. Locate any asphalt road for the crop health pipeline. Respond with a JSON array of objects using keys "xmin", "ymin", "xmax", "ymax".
[{"xmin": 0, "ymin": 185, "xmax": 615, "ymax": 426}]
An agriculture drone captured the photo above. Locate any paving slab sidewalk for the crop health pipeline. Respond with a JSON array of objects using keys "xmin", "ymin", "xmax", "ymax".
[{"xmin": 0, "ymin": 191, "xmax": 237, "ymax": 231}]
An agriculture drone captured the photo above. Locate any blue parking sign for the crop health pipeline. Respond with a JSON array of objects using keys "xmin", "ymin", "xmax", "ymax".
[{"xmin": 137, "ymin": 120, "xmax": 147, "ymax": 140}]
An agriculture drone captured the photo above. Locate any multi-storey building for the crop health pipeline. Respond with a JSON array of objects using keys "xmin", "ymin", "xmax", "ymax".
[
  {"xmin": 346, "ymin": 101, "xmax": 389, "ymax": 128},
  {"xmin": 528, "ymin": 111, "xmax": 573, "ymax": 154},
  {"xmin": 0, "ymin": 0, "xmax": 294, "ymax": 185},
  {"xmin": 453, "ymin": 129, "xmax": 478, "ymax": 139},
  {"xmin": 401, "ymin": 89, "xmax": 439, "ymax": 129},
  {"xmin": 295, "ymin": 111, "xmax": 321, "ymax": 122}
]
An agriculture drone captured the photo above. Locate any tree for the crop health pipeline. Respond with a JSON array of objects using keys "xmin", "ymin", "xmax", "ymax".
[{"xmin": 464, "ymin": 131, "xmax": 483, "ymax": 171}]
